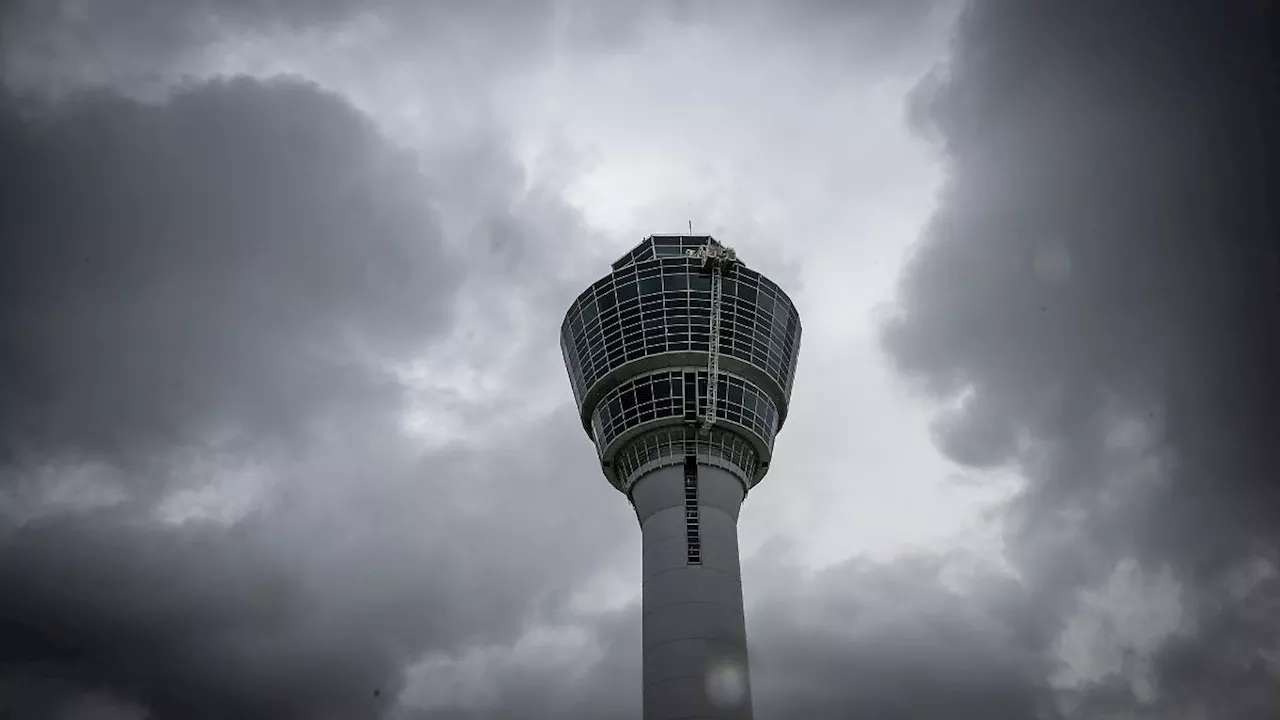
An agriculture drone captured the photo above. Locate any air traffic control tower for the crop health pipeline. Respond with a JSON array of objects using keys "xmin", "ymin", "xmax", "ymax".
[{"xmin": 560, "ymin": 235, "xmax": 802, "ymax": 719}]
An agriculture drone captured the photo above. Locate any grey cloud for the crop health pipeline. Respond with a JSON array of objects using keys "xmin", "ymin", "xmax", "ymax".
[
  {"xmin": 884, "ymin": 1, "xmax": 1278, "ymax": 715},
  {"xmin": 401, "ymin": 550, "xmax": 1055, "ymax": 720},
  {"xmin": 1150, "ymin": 555, "xmax": 1280, "ymax": 719},
  {"xmin": 2, "ymin": 0, "xmax": 558, "ymax": 94},
  {"xmin": 0, "ymin": 407, "xmax": 625, "ymax": 719},
  {"xmin": 0, "ymin": 65, "xmax": 634, "ymax": 718},
  {"xmin": 4, "ymin": 0, "xmax": 942, "ymax": 97},
  {"xmin": 748, "ymin": 552, "xmax": 1052, "ymax": 720},
  {"xmin": 397, "ymin": 602, "xmax": 642, "ymax": 720},
  {"xmin": 0, "ymin": 76, "xmax": 456, "ymax": 480},
  {"xmin": 557, "ymin": 0, "xmax": 941, "ymax": 66},
  {"xmin": 2, "ymin": 508, "xmax": 390, "ymax": 720},
  {"xmin": 929, "ymin": 389, "xmax": 1018, "ymax": 468}
]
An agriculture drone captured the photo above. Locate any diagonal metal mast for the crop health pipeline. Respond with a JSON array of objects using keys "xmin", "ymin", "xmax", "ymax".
[{"xmin": 686, "ymin": 237, "xmax": 739, "ymax": 433}]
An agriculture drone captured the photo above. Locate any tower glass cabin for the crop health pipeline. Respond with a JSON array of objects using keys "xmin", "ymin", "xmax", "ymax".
[{"xmin": 560, "ymin": 235, "xmax": 802, "ymax": 720}]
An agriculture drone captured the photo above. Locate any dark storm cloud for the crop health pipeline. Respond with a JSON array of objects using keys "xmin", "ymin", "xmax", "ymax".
[
  {"xmin": 2, "ymin": 0, "xmax": 942, "ymax": 88},
  {"xmin": 0, "ymin": 406, "xmax": 623, "ymax": 720},
  {"xmin": 0, "ymin": 61, "xmax": 637, "ymax": 717},
  {"xmin": 0, "ymin": 76, "xmax": 456, "ymax": 479},
  {"xmin": 748, "ymin": 551, "xmax": 1052, "ymax": 720},
  {"xmin": 885, "ymin": 0, "xmax": 1278, "ymax": 714},
  {"xmin": 2, "ymin": 0, "xmax": 944, "ymax": 102},
  {"xmin": 0, "ymin": 74, "xmax": 454, "ymax": 717},
  {"xmin": 1, "ymin": 0, "xmax": 558, "ymax": 92}
]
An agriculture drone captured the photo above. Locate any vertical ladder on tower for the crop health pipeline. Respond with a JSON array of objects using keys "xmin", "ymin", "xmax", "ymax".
[{"xmin": 684, "ymin": 454, "xmax": 701, "ymax": 564}]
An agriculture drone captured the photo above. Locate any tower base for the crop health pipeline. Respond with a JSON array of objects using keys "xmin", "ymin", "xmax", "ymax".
[{"xmin": 631, "ymin": 463, "xmax": 754, "ymax": 720}]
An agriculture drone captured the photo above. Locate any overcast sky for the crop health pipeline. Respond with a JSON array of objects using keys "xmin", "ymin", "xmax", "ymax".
[{"xmin": 1, "ymin": 1, "xmax": 1276, "ymax": 718}]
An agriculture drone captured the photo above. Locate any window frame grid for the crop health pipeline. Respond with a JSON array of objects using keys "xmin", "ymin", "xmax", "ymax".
[
  {"xmin": 590, "ymin": 369, "xmax": 779, "ymax": 456},
  {"xmin": 612, "ymin": 426, "xmax": 761, "ymax": 492},
  {"xmin": 560, "ymin": 257, "xmax": 802, "ymax": 411}
]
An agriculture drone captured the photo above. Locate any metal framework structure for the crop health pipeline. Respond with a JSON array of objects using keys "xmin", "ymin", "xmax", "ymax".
[
  {"xmin": 686, "ymin": 240, "xmax": 741, "ymax": 433},
  {"xmin": 560, "ymin": 233, "xmax": 802, "ymax": 720}
]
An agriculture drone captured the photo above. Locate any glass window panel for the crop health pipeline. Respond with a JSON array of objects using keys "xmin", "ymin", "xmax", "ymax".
[
  {"xmin": 597, "ymin": 290, "xmax": 616, "ymax": 313},
  {"xmin": 638, "ymin": 276, "xmax": 661, "ymax": 297},
  {"xmin": 727, "ymin": 383, "xmax": 743, "ymax": 405}
]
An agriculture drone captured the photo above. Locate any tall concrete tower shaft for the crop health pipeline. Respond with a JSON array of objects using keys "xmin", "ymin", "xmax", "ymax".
[{"xmin": 560, "ymin": 235, "xmax": 802, "ymax": 720}]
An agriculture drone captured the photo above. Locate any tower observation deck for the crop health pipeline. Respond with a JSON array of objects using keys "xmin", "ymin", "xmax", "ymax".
[{"xmin": 560, "ymin": 234, "xmax": 802, "ymax": 720}]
